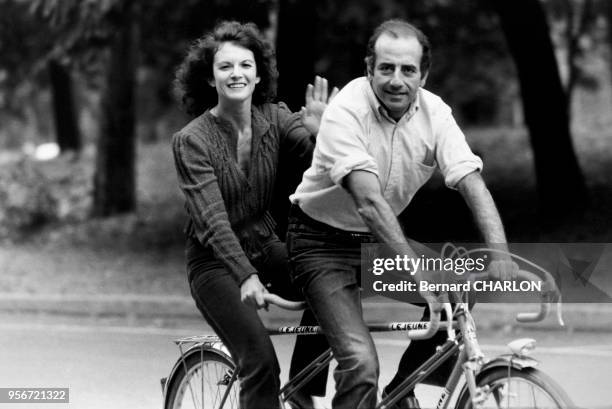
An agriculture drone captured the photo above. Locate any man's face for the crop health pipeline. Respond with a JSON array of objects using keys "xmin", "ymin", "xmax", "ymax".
[{"xmin": 368, "ymin": 33, "xmax": 428, "ymax": 120}]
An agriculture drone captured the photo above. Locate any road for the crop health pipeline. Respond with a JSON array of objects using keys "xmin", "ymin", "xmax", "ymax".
[{"xmin": 0, "ymin": 313, "xmax": 610, "ymax": 409}]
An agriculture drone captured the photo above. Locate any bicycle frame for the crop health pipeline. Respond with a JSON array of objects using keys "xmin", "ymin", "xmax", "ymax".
[
  {"xmin": 378, "ymin": 302, "xmax": 540, "ymax": 409},
  {"xmin": 165, "ymin": 319, "xmax": 457, "ymax": 408},
  {"xmin": 165, "ymin": 301, "xmax": 553, "ymax": 409},
  {"xmin": 378, "ymin": 303, "xmax": 474, "ymax": 409},
  {"xmin": 164, "ymin": 263, "xmax": 564, "ymax": 409},
  {"xmin": 270, "ymin": 319, "xmax": 458, "ymax": 406},
  {"xmin": 275, "ymin": 303, "xmax": 536, "ymax": 409}
]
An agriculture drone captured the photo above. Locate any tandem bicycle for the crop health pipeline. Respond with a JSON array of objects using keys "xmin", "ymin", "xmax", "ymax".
[{"xmin": 161, "ymin": 263, "xmax": 572, "ymax": 409}]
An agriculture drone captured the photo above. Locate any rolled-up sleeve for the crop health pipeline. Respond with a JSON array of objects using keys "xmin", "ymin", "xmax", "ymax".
[
  {"xmin": 434, "ymin": 104, "xmax": 483, "ymax": 189},
  {"xmin": 172, "ymin": 132, "xmax": 256, "ymax": 284},
  {"xmin": 316, "ymin": 102, "xmax": 378, "ymax": 185}
]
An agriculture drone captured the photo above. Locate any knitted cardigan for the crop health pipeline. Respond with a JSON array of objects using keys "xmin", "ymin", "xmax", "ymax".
[{"xmin": 172, "ymin": 102, "xmax": 314, "ymax": 284}]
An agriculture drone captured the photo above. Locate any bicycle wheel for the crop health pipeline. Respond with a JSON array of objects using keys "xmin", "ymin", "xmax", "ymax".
[
  {"xmin": 165, "ymin": 349, "xmax": 240, "ymax": 409},
  {"xmin": 455, "ymin": 367, "xmax": 574, "ymax": 409}
]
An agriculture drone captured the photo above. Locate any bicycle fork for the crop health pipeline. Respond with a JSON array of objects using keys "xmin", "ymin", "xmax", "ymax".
[
  {"xmin": 456, "ymin": 307, "xmax": 488, "ymax": 409},
  {"xmin": 457, "ymin": 309, "xmax": 540, "ymax": 409}
]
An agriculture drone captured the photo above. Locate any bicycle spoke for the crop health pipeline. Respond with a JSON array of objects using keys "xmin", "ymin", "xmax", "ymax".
[
  {"xmin": 171, "ymin": 357, "xmax": 239, "ymax": 409},
  {"xmin": 483, "ymin": 378, "xmax": 560, "ymax": 409}
]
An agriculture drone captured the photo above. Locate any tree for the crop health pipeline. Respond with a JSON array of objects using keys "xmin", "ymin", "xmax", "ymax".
[
  {"xmin": 28, "ymin": 0, "xmax": 139, "ymax": 215},
  {"xmin": 492, "ymin": 0, "xmax": 587, "ymax": 220},
  {"xmin": 276, "ymin": 0, "xmax": 318, "ymax": 110},
  {"xmin": 48, "ymin": 58, "xmax": 81, "ymax": 152},
  {"xmin": 0, "ymin": 0, "xmax": 79, "ymax": 150},
  {"xmin": 544, "ymin": 0, "xmax": 598, "ymax": 121},
  {"xmin": 92, "ymin": 0, "xmax": 137, "ymax": 216}
]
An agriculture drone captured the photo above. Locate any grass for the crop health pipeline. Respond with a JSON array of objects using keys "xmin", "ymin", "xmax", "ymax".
[
  {"xmin": 1, "ymin": 124, "xmax": 611, "ymax": 297},
  {"xmin": 0, "ymin": 139, "xmax": 189, "ymax": 297}
]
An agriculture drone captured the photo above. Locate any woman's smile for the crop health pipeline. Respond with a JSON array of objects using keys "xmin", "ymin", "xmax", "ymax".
[{"xmin": 211, "ymin": 42, "xmax": 261, "ymax": 104}]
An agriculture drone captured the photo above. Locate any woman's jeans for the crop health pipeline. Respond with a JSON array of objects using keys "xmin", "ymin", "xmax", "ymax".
[{"xmin": 186, "ymin": 234, "xmax": 329, "ymax": 409}]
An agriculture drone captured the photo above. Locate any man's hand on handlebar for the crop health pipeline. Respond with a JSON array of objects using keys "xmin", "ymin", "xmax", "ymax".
[
  {"xmin": 240, "ymin": 274, "xmax": 269, "ymax": 310},
  {"xmin": 488, "ymin": 258, "xmax": 519, "ymax": 281}
]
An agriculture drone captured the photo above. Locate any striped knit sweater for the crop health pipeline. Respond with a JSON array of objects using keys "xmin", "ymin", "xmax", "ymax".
[{"xmin": 172, "ymin": 102, "xmax": 314, "ymax": 284}]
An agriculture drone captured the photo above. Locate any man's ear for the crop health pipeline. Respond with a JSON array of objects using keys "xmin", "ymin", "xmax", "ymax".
[
  {"xmin": 364, "ymin": 56, "xmax": 373, "ymax": 78},
  {"xmin": 420, "ymin": 71, "xmax": 429, "ymax": 87}
]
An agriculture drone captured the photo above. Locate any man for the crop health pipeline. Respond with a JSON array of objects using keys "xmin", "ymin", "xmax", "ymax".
[{"xmin": 287, "ymin": 19, "xmax": 517, "ymax": 409}]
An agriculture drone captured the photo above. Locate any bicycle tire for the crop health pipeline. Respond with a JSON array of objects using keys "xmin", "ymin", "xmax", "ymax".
[
  {"xmin": 165, "ymin": 349, "xmax": 240, "ymax": 409},
  {"xmin": 454, "ymin": 366, "xmax": 574, "ymax": 409}
]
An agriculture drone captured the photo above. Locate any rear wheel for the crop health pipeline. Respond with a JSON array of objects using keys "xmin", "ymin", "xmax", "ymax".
[
  {"xmin": 455, "ymin": 367, "xmax": 573, "ymax": 409},
  {"xmin": 165, "ymin": 349, "xmax": 240, "ymax": 409}
]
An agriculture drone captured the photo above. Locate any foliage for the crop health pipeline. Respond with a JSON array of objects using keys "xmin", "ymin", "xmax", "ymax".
[
  {"xmin": 308, "ymin": 0, "xmax": 515, "ymax": 124},
  {"xmin": 0, "ymin": 157, "xmax": 56, "ymax": 237},
  {"xmin": 0, "ymin": 0, "xmax": 53, "ymax": 113},
  {"xmin": 0, "ymin": 153, "xmax": 93, "ymax": 238}
]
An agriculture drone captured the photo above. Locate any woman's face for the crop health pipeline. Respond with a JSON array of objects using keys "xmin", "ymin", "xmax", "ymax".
[{"xmin": 210, "ymin": 42, "xmax": 261, "ymax": 105}]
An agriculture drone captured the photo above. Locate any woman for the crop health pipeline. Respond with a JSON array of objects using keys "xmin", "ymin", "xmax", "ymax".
[{"xmin": 172, "ymin": 21, "xmax": 335, "ymax": 409}]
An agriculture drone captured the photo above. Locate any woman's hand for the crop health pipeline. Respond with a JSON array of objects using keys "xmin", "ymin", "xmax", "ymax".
[
  {"xmin": 240, "ymin": 274, "xmax": 269, "ymax": 310},
  {"xmin": 301, "ymin": 75, "xmax": 339, "ymax": 136}
]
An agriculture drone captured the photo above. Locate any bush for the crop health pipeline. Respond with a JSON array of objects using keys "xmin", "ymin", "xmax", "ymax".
[{"xmin": 0, "ymin": 151, "xmax": 93, "ymax": 238}]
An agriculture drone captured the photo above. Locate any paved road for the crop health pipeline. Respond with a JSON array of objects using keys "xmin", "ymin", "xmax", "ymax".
[{"xmin": 0, "ymin": 313, "xmax": 610, "ymax": 409}]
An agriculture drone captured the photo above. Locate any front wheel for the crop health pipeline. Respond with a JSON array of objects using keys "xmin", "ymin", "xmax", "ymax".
[
  {"xmin": 455, "ymin": 367, "xmax": 574, "ymax": 409},
  {"xmin": 164, "ymin": 349, "xmax": 240, "ymax": 409}
]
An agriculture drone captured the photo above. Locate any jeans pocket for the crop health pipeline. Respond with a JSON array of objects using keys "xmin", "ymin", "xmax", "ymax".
[{"xmin": 287, "ymin": 225, "xmax": 329, "ymax": 255}]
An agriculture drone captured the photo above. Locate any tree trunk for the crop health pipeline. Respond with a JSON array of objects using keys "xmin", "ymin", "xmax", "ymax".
[
  {"xmin": 276, "ymin": 0, "xmax": 317, "ymax": 110},
  {"xmin": 48, "ymin": 59, "xmax": 81, "ymax": 152},
  {"xmin": 92, "ymin": 0, "xmax": 137, "ymax": 216},
  {"xmin": 492, "ymin": 0, "xmax": 587, "ymax": 221},
  {"xmin": 271, "ymin": 0, "xmax": 318, "ymax": 236}
]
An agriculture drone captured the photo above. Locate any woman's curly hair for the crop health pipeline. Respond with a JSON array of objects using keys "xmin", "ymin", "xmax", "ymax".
[{"xmin": 174, "ymin": 21, "xmax": 278, "ymax": 117}]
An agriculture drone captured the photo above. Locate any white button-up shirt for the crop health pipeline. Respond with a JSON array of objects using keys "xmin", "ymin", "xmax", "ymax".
[{"xmin": 290, "ymin": 77, "xmax": 483, "ymax": 232}]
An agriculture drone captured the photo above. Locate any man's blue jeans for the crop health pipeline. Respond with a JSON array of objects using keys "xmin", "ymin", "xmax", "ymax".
[
  {"xmin": 287, "ymin": 205, "xmax": 380, "ymax": 409},
  {"xmin": 186, "ymin": 231, "xmax": 329, "ymax": 409}
]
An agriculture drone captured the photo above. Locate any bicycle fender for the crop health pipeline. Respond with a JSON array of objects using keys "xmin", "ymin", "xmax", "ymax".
[
  {"xmin": 479, "ymin": 354, "xmax": 539, "ymax": 375},
  {"xmin": 162, "ymin": 343, "xmax": 233, "ymax": 408},
  {"xmin": 454, "ymin": 355, "xmax": 541, "ymax": 409}
]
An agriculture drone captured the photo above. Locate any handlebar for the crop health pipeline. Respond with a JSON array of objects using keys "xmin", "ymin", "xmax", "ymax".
[
  {"xmin": 263, "ymin": 265, "xmax": 562, "ymax": 340},
  {"xmin": 464, "ymin": 269, "xmax": 563, "ymax": 325},
  {"xmin": 263, "ymin": 294, "xmax": 307, "ymax": 311}
]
